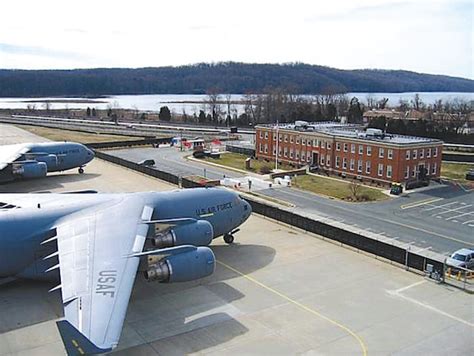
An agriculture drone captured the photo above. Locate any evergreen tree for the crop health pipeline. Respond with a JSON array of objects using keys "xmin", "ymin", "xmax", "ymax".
[{"xmin": 158, "ymin": 106, "xmax": 171, "ymax": 121}]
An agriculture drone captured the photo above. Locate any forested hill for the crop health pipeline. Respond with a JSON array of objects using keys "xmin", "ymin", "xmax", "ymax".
[{"xmin": 0, "ymin": 62, "xmax": 473, "ymax": 97}]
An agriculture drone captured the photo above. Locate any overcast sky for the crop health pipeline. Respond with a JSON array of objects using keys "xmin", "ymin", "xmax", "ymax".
[{"xmin": 0, "ymin": 0, "xmax": 472, "ymax": 79}]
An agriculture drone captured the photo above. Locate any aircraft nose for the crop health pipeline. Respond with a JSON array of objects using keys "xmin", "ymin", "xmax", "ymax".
[
  {"xmin": 242, "ymin": 199, "xmax": 252, "ymax": 221},
  {"xmin": 86, "ymin": 148, "xmax": 95, "ymax": 162}
]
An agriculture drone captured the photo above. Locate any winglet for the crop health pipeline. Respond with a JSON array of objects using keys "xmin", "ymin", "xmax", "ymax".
[{"xmin": 56, "ymin": 320, "xmax": 112, "ymax": 355}]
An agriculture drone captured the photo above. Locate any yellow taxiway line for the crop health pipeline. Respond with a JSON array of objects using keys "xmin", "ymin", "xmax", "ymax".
[{"xmin": 217, "ymin": 260, "xmax": 368, "ymax": 356}]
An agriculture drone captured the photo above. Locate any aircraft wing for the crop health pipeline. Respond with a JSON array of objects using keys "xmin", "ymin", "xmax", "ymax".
[
  {"xmin": 0, "ymin": 143, "xmax": 30, "ymax": 170},
  {"xmin": 51, "ymin": 196, "xmax": 153, "ymax": 355}
]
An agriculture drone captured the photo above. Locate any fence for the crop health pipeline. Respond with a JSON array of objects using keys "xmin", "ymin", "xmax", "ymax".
[
  {"xmin": 225, "ymin": 144, "xmax": 256, "ymax": 157},
  {"xmin": 86, "ymin": 137, "xmax": 172, "ymax": 149}
]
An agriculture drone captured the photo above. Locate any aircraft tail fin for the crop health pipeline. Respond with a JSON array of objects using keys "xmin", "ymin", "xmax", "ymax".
[{"xmin": 56, "ymin": 320, "xmax": 112, "ymax": 356}]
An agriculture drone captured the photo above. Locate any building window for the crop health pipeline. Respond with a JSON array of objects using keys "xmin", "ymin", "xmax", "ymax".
[
  {"xmin": 406, "ymin": 150, "xmax": 410, "ymax": 160},
  {"xmin": 336, "ymin": 142, "xmax": 341, "ymax": 151},
  {"xmin": 405, "ymin": 166, "xmax": 409, "ymax": 179},
  {"xmin": 326, "ymin": 155, "xmax": 330, "ymax": 166},
  {"xmin": 320, "ymin": 140, "xmax": 324, "ymax": 148},
  {"xmin": 296, "ymin": 137, "xmax": 300, "ymax": 144},
  {"xmin": 367, "ymin": 146, "xmax": 372, "ymax": 156},
  {"xmin": 279, "ymin": 134, "xmax": 282, "ymax": 142},
  {"xmin": 264, "ymin": 144, "xmax": 268, "ymax": 154},
  {"xmin": 302, "ymin": 138, "xmax": 306, "ymax": 145},
  {"xmin": 296, "ymin": 150, "xmax": 299, "ymax": 160},
  {"xmin": 278, "ymin": 147, "xmax": 282, "ymax": 156},
  {"xmin": 343, "ymin": 143, "xmax": 348, "ymax": 152},
  {"xmin": 313, "ymin": 139, "xmax": 318, "ymax": 147},
  {"xmin": 427, "ymin": 148, "xmax": 431, "ymax": 158},
  {"xmin": 420, "ymin": 149, "xmax": 424, "ymax": 158},
  {"xmin": 434, "ymin": 147, "xmax": 438, "ymax": 157},
  {"xmin": 273, "ymin": 133, "xmax": 276, "ymax": 140},
  {"xmin": 343, "ymin": 157, "xmax": 347, "ymax": 169},
  {"xmin": 264, "ymin": 132, "xmax": 268, "ymax": 139},
  {"xmin": 273, "ymin": 147, "xmax": 276, "ymax": 156},
  {"xmin": 357, "ymin": 159, "xmax": 362, "ymax": 173},
  {"xmin": 326, "ymin": 142, "xmax": 331, "ymax": 149},
  {"xmin": 387, "ymin": 165, "xmax": 392, "ymax": 178},
  {"xmin": 412, "ymin": 150, "xmax": 417, "ymax": 159},
  {"xmin": 307, "ymin": 155, "xmax": 311, "ymax": 163},
  {"xmin": 289, "ymin": 148, "xmax": 293, "ymax": 158},
  {"xmin": 412, "ymin": 165, "xmax": 416, "ymax": 177},
  {"xmin": 284, "ymin": 135, "xmax": 288, "ymax": 143},
  {"xmin": 259, "ymin": 143, "xmax": 263, "ymax": 153},
  {"xmin": 432, "ymin": 163, "xmax": 437, "ymax": 174},
  {"xmin": 350, "ymin": 158, "xmax": 355, "ymax": 171},
  {"xmin": 320, "ymin": 156, "xmax": 325, "ymax": 165},
  {"xmin": 290, "ymin": 135, "xmax": 294, "ymax": 143},
  {"xmin": 259, "ymin": 131, "xmax": 263, "ymax": 139},
  {"xmin": 284, "ymin": 147, "xmax": 288, "ymax": 157},
  {"xmin": 426, "ymin": 163, "xmax": 430, "ymax": 175},
  {"xmin": 351, "ymin": 144, "xmax": 355, "ymax": 153},
  {"xmin": 379, "ymin": 148, "xmax": 384, "ymax": 158},
  {"xmin": 335, "ymin": 156, "xmax": 340, "ymax": 168},
  {"xmin": 307, "ymin": 139, "xmax": 311, "ymax": 147},
  {"xmin": 301, "ymin": 151, "xmax": 305, "ymax": 161},
  {"xmin": 366, "ymin": 161, "xmax": 371, "ymax": 174},
  {"xmin": 378, "ymin": 163, "xmax": 384, "ymax": 177},
  {"xmin": 388, "ymin": 149, "xmax": 393, "ymax": 160},
  {"xmin": 359, "ymin": 145, "xmax": 363, "ymax": 155}
]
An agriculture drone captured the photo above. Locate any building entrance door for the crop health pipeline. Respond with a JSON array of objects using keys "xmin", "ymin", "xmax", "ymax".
[{"xmin": 312, "ymin": 152, "xmax": 319, "ymax": 167}]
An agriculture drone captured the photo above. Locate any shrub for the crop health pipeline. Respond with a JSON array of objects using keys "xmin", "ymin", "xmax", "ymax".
[{"xmin": 260, "ymin": 165, "xmax": 272, "ymax": 174}]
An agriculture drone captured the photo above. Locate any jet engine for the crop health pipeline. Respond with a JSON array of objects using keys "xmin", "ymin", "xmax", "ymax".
[
  {"xmin": 13, "ymin": 162, "xmax": 47, "ymax": 178},
  {"xmin": 151, "ymin": 220, "xmax": 213, "ymax": 248},
  {"xmin": 144, "ymin": 246, "xmax": 215, "ymax": 283},
  {"xmin": 35, "ymin": 154, "xmax": 58, "ymax": 170}
]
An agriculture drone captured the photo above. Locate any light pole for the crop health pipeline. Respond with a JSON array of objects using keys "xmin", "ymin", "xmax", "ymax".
[{"xmin": 275, "ymin": 120, "xmax": 279, "ymax": 171}]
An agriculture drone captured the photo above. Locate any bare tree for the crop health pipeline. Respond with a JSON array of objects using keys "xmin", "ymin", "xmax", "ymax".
[
  {"xmin": 206, "ymin": 88, "xmax": 222, "ymax": 124},
  {"xmin": 349, "ymin": 180, "xmax": 362, "ymax": 201}
]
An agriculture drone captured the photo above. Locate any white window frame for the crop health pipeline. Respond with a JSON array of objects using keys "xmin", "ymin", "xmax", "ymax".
[
  {"xmin": 351, "ymin": 144, "xmax": 355, "ymax": 153},
  {"xmin": 357, "ymin": 159, "xmax": 362, "ymax": 173},
  {"xmin": 259, "ymin": 143, "xmax": 263, "ymax": 153},
  {"xmin": 284, "ymin": 135, "xmax": 288, "ymax": 143},
  {"xmin": 290, "ymin": 135, "xmax": 294, "ymax": 143},
  {"xmin": 343, "ymin": 143, "xmax": 348, "ymax": 152},
  {"xmin": 434, "ymin": 147, "xmax": 438, "ymax": 157},
  {"xmin": 420, "ymin": 149, "xmax": 424, "ymax": 159},
  {"xmin": 378, "ymin": 163, "xmax": 384, "ymax": 177},
  {"xmin": 302, "ymin": 138, "xmax": 306, "ymax": 145},
  {"xmin": 264, "ymin": 132, "xmax": 268, "ymax": 139},
  {"xmin": 336, "ymin": 142, "xmax": 341, "ymax": 151},
  {"xmin": 405, "ymin": 166, "xmax": 409, "ymax": 179},
  {"xmin": 343, "ymin": 157, "xmax": 347, "ymax": 169},
  {"xmin": 386, "ymin": 165, "xmax": 392, "ymax": 178},
  {"xmin": 367, "ymin": 146, "xmax": 372, "ymax": 156},
  {"xmin": 412, "ymin": 150, "xmax": 417, "ymax": 159},
  {"xmin": 350, "ymin": 158, "xmax": 355, "ymax": 171},
  {"xmin": 264, "ymin": 144, "xmax": 268, "ymax": 154},
  {"xmin": 406, "ymin": 150, "xmax": 410, "ymax": 160},
  {"xmin": 289, "ymin": 148, "xmax": 293, "ymax": 158},
  {"xmin": 259, "ymin": 131, "xmax": 263, "ymax": 139},
  {"xmin": 366, "ymin": 161, "xmax": 371, "ymax": 174},
  {"xmin": 359, "ymin": 145, "xmax": 363, "ymax": 155},
  {"xmin": 432, "ymin": 163, "xmax": 437, "ymax": 174},
  {"xmin": 388, "ymin": 149, "xmax": 393, "ymax": 160},
  {"xmin": 379, "ymin": 148, "xmax": 384, "ymax": 158},
  {"xmin": 313, "ymin": 139, "xmax": 317, "ymax": 147},
  {"xmin": 427, "ymin": 148, "xmax": 431, "ymax": 158},
  {"xmin": 326, "ymin": 154, "xmax": 330, "ymax": 166},
  {"xmin": 321, "ymin": 156, "xmax": 325, "ymax": 165},
  {"xmin": 412, "ymin": 165, "xmax": 416, "ymax": 177},
  {"xmin": 335, "ymin": 156, "xmax": 340, "ymax": 168}
]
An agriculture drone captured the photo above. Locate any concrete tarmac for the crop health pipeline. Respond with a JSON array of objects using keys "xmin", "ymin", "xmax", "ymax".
[{"xmin": 0, "ymin": 125, "xmax": 473, "ymax": 355}]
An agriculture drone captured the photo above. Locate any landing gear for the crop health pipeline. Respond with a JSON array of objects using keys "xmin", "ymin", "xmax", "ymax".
[
  {"xmin": 223, "ymin": 233, "xmax": 234, "ymax": 244},
  {"xmin": 78, "ymin": 167, "xmax": 84, "ymax": 174}
]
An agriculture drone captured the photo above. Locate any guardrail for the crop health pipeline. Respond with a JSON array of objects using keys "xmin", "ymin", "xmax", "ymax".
[
  {"xmin": 442, "ymin": 152, "xmax": 474, "ymax": 163},
  {"xmin": 86, "ymin": 137, "xmax": 172, "ymax": 149}
]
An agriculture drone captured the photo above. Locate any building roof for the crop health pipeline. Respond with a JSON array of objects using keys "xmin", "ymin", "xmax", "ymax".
[{"xmin": 256, "ymin": 122, "xmax": 442, "ymax": 145}]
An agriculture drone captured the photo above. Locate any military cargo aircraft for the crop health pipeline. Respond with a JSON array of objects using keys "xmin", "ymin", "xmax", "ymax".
[
  {"xmin": 0, "ymin": 188, "xmax": 251, "ymax": 354},
  {"xmin": 0, "ymin": 141, "xmax": 94, "ymax": 182}
]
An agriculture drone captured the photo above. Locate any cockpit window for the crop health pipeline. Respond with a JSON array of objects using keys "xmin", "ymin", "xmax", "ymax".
[{"xmin": 244, "ymin": 204, "xmax": 248, "ymax": 211}]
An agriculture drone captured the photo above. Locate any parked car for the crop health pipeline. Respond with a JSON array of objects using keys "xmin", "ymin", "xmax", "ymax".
[
  {"xmin": 466, "ymin": 169, "xmax": 474, "ymax": 181},
  {"xmin": 138, "ymin": 159, "xmax": 155, "ymax": 166},
  {"xmin": 446, "ymin": 248, "xmax": 474, "ymax": 272}
]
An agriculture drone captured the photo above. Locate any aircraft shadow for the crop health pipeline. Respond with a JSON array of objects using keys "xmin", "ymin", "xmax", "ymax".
[{"xmin": 0, "ymin": 173, "xmax": 100, "ymax": 193}]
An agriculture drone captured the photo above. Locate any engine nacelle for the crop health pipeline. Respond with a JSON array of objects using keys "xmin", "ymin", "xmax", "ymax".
[
  {"xmin": 151, "ymin": 220, "xmax": 214, "ymax": 248},
  {"xmin": 35, "ymin": 154, "xmax": 58, "ymax": 170},
  {"xmin": 144, "ymin": 246, "xmax": 215, "ymax": 283},
  {"xmin": 13, "ymin": 162, "xmax": 47, "ymax": 178}
]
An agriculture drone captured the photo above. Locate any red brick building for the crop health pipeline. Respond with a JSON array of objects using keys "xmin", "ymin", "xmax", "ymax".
[{"xmin": 255, "ymin": 122, "xmax": 443, "ymax": 185}]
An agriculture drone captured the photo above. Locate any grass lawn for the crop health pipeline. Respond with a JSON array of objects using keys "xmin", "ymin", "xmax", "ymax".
[
  {"xmin": 202, "ymin": 152, "xmax": 294, "ymax": 173},
  {"xmin": 292, "ymin": 175, "xmax": 389, "ymax": 202},
  {"xmin": 14, "ymin": 124, "xmax": 139, "ymax": 143},
  {"xmin": 441, "ymin": 162, "xmax": 473, "ymax": 183}
]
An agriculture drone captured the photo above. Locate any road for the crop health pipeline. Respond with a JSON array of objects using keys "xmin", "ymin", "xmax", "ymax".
[{"xmin": 108, "ymin": 146, "xmax": 473, "ymax": 256}]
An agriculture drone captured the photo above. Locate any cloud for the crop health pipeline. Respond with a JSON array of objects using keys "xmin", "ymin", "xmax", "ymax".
[{"xmin": 0, "ymin": 43, "xmax": 88, "ymax": 61}]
